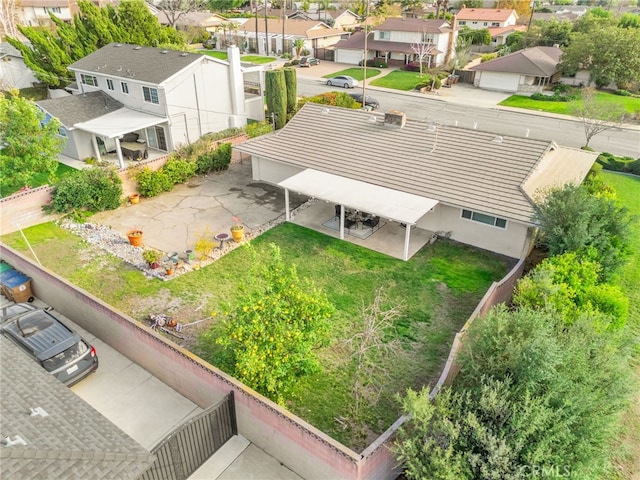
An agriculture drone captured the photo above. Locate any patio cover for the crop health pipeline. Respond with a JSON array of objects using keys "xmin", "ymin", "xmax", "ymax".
[
  {"xmin": 74, "ymin": 107, "xmax": 167, "ymax": 139},
  {"xmin": 279, "ymin": 169, "xmax": 439, "ymax": 260}
]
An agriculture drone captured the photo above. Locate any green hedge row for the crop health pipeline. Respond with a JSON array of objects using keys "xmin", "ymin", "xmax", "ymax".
[{"xmin": 596, "ymin": 152, "xmax": 640, "ymax": 175}]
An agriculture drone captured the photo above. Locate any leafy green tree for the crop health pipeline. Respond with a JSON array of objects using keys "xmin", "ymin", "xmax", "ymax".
[
  {"xmin": 0, "ymin": 91, "xmax": 64, "ymax": 196},
  {"xmin": 265, "ymin": 69, "xmax": 287, "ymax": 129},
  {"xmin": 618, "ymin": 12, "xmax": 640, "ymax": 29},
  {"xmin": 459, "ymin": 27, "xmax": 491, "ymax": 46},
  {"xmin": 208, "ymin": 0, "xmax": 245, "ymax": 11},
  {"xmin": 283, "ymin": 67, "xmax": 297, "ymax": 114},
  {"xmin": 6, "ymin": 0, "xmax": 185, "ymax": 88},
  {"xmin": 453, "ymin": 0, "xmax": 483, "ymax": 8},
  {"xmin": 215, "ymin": 244, "xmax": 333, "ymax": 404},
  {"xmin": 533, "ymin": 181, "xmax": 632, "ymax": 280},
  {"xmin": 560, "ymin": 25, "xmax": 640, "ymax": 88}
]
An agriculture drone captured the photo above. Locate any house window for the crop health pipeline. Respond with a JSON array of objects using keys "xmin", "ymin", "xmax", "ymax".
[
  {"xmin": 80, "ymin": 74, "xmax": 97, "ymax": 86},
  {"xmin": 106, "ymin": 79, "xmax": 114, "ymax": 90},
  {"xmin": 47, "ymin": 7, "xmax": 61, "ymax": 13},
  {"xmin": 379, "ymin": 31, "xmax": 390, "ymax": 40},
  {"xmin": 461, "ymin": 209, "xmax": 507, "ymax": 229},
  {"xmin": 483, "ymin": 22, "xmax": 488, "ymax": 26},
  {"xmin": 58, "ymin": 127, "xmax": 67, "ymax": 137},
  {"xmin": 421, "ymin": 33, "xmax": 434, "ymax": 43},
  {"xmin": 121, "ymin": 82, "xmax": 129, "ymax": 94},
  {"xmin": 459, "ymin": 20, "xmax": 466, "ymax": 25},
  {"xmin": 142, "ymin": 86, "xmax": 159, "ymax": 104},
  {"xmin": 492, "ymin": 22, "xmax": 500, "ymax": 27},
  {"xmin": 472, "ymin": 21, "xmax": 478, "ymax": 25}
]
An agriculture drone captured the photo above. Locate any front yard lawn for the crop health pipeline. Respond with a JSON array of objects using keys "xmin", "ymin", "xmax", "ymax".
[
  {"xmin": 369, "ymin": 69, "xmax": 429, "ymax": 91},
  {"xmin": 201, "ymin": 50, "xmax": 227, "ymax": 60},
  {"xmin": 499, "ymin": 91, "xmax": 640, "ymax": 116},
  {"xmin": 324, "ymin": 68, "xmax": 381, "ymax": 81},
  {"xmin": 240, "ymin": 55, "xmax": 277, "ymax": 64},
  {"xmin": 1, "ymin": 221, "xmax": 511, "ymax": 450}
]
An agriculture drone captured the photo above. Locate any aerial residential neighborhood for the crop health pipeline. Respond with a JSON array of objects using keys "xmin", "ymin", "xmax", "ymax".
[{"xmin": 1, "ymin": 0, "xmax": 639, "ymax": 479}]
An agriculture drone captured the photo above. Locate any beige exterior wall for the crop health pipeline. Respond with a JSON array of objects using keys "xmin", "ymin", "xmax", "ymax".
[{"xmin": 416, "ymin": 203, "xmax": 529, "ymax": 258}]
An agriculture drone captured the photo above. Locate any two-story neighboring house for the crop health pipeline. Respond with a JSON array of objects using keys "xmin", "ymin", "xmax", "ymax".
[
  {"xmin": 457, "ymin": 8, "xmax": 523, "ymax": 46},
  {"xmin": 35, "ymin": 44, "xmax": 264, "ymax": 168},
  {"xmin": 16, "ymin": 0, "xmax": 117, "ymax": 27},
  {"xmin": 334, "ymin": 18, "xmax": 456, "ymax": 67}
]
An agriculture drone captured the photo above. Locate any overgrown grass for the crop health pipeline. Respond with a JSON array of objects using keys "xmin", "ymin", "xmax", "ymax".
[
  {"xmin": 369, "ymin": 69, "xmax": 428, "ymax": 91},
  {"xmin": 499, "ymin": 91, "xmax": 640, "ymax": 116},
  {"xmin": 0, "ymin": 221, "xmax": 510, "ymax": 450},
  {"xmin": 18, "ymin": 85, "xmax": 48, "ymax": 101},
  {"xmin": 323, "ymin": 68, "xmax": 381, "ymax": 81},
  {"xmin": 3, "ymin": 162, "xmax": 79, "ymax": 197},
  {"xmin": 601, "ymin": 171, "xmax": 640, "ymax": 480}
]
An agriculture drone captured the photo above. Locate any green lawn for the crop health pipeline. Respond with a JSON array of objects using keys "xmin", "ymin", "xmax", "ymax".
[
  {"xmin": 323, "ymin": 68, "xmax": 381, "ymax": 81},
  {"xmin": 601, "ymin": 171, "xmax": 640, "ymax": 479},
  {"xmin": 201, "ymin": 50, "xmax": 228, "ymax": 60},
  {"xmin": 240, "ymin": 55, "xmax": 276, "ymax": 64},
  {"xmin": 0, "ymin": 221, "xmax": 510, "ymax": 450},
  {"xmin": 3, "ymin": 162, "xmax": 79, "ymax": 197},
  {"xmin": 369, "ymin": 69, "xmax": 428, "ymax": 91},
  {"xmin": 499, "ymin": 91, "xmax": 640, "ymax": 116}
]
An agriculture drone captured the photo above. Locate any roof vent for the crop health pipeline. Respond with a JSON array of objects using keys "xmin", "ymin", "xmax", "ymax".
[
  {"xmin": 492, "ymin": 135, "xmax": 503, "ymax": 143},
  {"xmin": 30, "ymin": 407, "xmax": 49, "ymax": 418},
  {"xmin": 114, "ymin": 43, "xmax": 122, "ymax": 47},
  {"xmin": 160, "ymin": 50, "xmax": 169, "ymax": 54},
  {"xmin": 384, "ymin": 110, "xmax": 407, "ymax": 128},
  {"xmin": 2, "ymin": 436, "xmax": 27, "ymax": 447},
  {"xmin": 134, "ymin": 46, "xmax": 142, "ymax": 50},
  {"xmin": 180, "ymin": 52, "xmax": 188, "ymax": 57}
]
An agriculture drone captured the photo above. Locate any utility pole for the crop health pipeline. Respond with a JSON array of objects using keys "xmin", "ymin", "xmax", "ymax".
[
  {"xmin": 264, "ymin": 0, "xmax": 269, "ymax": 55},
  {"xmin": 362, "ymin": 2, "xmax": 369, "ymax": 105},
  {"xmin": 527, "ymin": 0, "xmax": 535, "ymax": 31}
]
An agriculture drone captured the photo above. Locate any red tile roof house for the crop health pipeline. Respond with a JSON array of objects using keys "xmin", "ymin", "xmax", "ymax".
[
  {"xmin": 334, "ymin": 17, "xmax": 457, "ymax": 67},
  {"xmin": 469, "ymin": 46, "xmax": 563, "ymax": 93},
  {"xmin": 457, "ymin": 7, "xmax": 524, "ymax": 46}
]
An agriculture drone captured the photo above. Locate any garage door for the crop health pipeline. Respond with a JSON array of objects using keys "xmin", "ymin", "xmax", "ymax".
[
  {"xmin": 478, "ymin": 71, "xmax": 520, "ymax": 92},
  {"xmin": 335, "ymin": 49, "xmax": 362, "ymax": 65}
]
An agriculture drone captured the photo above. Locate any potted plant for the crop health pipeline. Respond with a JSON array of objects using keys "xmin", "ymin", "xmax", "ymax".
[
  {"xmin": 127, "ymin": 229, "xmax": 144, "ymax": 247},
  {"xmin": 142, "ymin": 249, "xmax": 162, "ymax": 268},
  {"xmin": 230, "ymin": 216, "xmax": 244, "ymax": 242},
  {"xmin": 129, "ymin": 193, "xmax": 140, "ymax": 204}
]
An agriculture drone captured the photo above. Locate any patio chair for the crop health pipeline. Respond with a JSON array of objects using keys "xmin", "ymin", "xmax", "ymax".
[
  {"xmin": 343, "ymin": 218, "xmax": 357, "ymax": 230},
  {"xmin": 334, "ymin": 204, "xmax": 342, "ymax": 220},
  {"xmin": 363, "ymin": 215, "xmax": 380, "ymax": 231}
]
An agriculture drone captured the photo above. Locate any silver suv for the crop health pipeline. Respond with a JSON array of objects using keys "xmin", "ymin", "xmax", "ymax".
[
  {"xmin": 1, "ymin": 305, "xmax": 98, "ymax": 386},
  {"xmin": 299, "ymin": 56, "xmax": 320, "ymax": 67}
]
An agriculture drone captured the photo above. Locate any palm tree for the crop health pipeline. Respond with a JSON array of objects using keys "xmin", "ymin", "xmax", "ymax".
[{"xmin": 293, "ymin": 38, "xmax": 305, "ymax": 59}]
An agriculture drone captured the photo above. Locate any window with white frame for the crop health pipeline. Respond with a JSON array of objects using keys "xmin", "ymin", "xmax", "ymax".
[
  {"xmin": 483, "ymin": 22, "xmax": 488, "ymax": 26},
  {"xmin": 421, "ymin": 33, "xmax": 434, "ymax": 43},
  {"xmin": 142, "ymin": 86, "xmax": 159, "ymax": 104},
  {"xmin": 492, "ymin": 22, "xmax": 500, "ymax": 26},
  {"xmin": 58, "ymin": 127, "xmax": 67, "ymax": 137},
  {"xmin": 461, "ymin": 209, "xmax": 507, "ymax": 229},
  {"xmin": 379, "ymin": 31, "xmax": 390, "ymax": 40},
  {"xmin": 106, "ymin": 78, "xmax": 114, "ymax": 90},
  {"xmin": 121, "ymin": 82, "xmax": 129, "ymax": 94},
  {"xmin": 459, "ymin": 20, "xmax": 466, "ymax": 25},
  {"xmin": 80, "ymin": 74, "xmax": 98, "ymax": 86},
  {"xmin": 47, "ymin": 7, "xmax": 61, "ymax": 13}
]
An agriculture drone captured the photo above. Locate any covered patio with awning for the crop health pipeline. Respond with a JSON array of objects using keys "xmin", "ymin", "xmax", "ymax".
[
  {"xmin": 279, "ymin": 169, "xmax": 439, "ymax": 261},
  {"xmin": 74, "ymin": 107, "xmax": 168, "ymax": 168}
]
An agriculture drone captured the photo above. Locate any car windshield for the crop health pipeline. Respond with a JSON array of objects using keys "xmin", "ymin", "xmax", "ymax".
[
  {"xmin": 42, "ymin": 340, "xmax": 89, "ymax": 371},
  {"xmin": 15, "ymin": 311, "xmax": 54, "ymax": 337}
]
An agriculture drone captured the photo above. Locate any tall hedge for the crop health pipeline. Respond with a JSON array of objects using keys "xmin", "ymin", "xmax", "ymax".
[
  {"xmin": 283, "ymin": 67, "xmax": 297, "ymax": 114},
  {"xmin": 265, "ymin": 70, "xmax": 287, "ymax": 129}
]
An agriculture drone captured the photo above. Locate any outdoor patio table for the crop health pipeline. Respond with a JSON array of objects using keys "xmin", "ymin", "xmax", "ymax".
[{"xmin": 214, "ymin": 233, "xmax": 230, "ymax": 249}]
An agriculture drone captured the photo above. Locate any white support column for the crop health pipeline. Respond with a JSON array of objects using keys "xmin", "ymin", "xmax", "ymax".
[
  {"xmin": 403, "ymin": 223, "xmax": 411, "ymax": 261},
  {"xmin": 284, "ymin": 189, "xmax": 290, "ymax": 221},
  {"xmin": 339, "ymin": 205, "xmax": 345, "ymax": 240},
  {"xmin": 91, "ymin": 135, "xmax": 102, "ymax": 162},
  {"xmin": 114, "ymin": 137, "xmax": 124, "ymax": 169}
]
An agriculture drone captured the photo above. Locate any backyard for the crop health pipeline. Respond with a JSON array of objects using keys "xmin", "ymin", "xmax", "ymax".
[{"xmin": 0, "ymin": 220, "xmax": 511, "ymax": 449}]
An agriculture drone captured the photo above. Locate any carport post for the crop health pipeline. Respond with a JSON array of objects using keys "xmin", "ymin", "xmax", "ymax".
[
  {"xmin": 339, "ymin": 205, "xmax": 345, "ymax": 240},
  {"xmin": 403, "ymin": 223, "xmax": 411, "ymax": 261},
  {"xmin": 284, "ymin": 189, "xmax": 290, "ymax": 221}
]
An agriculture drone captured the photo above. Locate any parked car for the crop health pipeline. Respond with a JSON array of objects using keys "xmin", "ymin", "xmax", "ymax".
[
  {"xmin": 299, "ymin": 56, "xmax": 320, "ymax": 67},
  {"xmin": 326, "ymin": 75, "xmax": 359, "ymax": 89},
  {"xmin": 348, "ymin": 93, "xmax": 380, "ymax": 110},
  {"xmin": 1, "ymin": 307, "xmax": 98, "ymax": 386},
  {"xmin": 1, "ymin": 302, "xmax": 36, "ymax": 321}
]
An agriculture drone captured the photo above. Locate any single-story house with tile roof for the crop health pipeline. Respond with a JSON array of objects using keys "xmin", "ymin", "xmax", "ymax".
[
  {"xmin": 155, "ymin": 10, "xmax": 227, "ymax": 31},
  {"xmin": 487, "ymin": 24, "xmax": 527, "ymax": 46},
  {"xmin": 334, "ymin": 18, "xmax": 455, "ymax": 67},
  {"xmin": 235, "ymin": 103, "xmax": 597, "ymax": 259},
  {"xmin": 231, "ymin": 17, "xmax": 347, "ymax": 57},
  {"xmin": 470, "ymin": 46, "xmax": 563, "ymax": 93},
  {"xmin": 0, "ymin": 336, "xmax": 155, "ymax": 480}
]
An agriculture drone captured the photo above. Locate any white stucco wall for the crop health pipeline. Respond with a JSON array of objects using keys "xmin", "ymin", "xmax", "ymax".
[
  {"xmin": 417, "ymin": 203, "xmax": 529, "ymax": 258},
  {"xmin": 252, "ymin": 157, "xmax": 304, "ymax": 185}
]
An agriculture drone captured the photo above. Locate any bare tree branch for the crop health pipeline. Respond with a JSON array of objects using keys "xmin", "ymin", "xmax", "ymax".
[
  {"xmin": 571, "ymin": 87, "xmax": 626, "ymax": 148},
  {"xmin": 154, "ymin": 0, "xmax": 207, "ymax": 28}
]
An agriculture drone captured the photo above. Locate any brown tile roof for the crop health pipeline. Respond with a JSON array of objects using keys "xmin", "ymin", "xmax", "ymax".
[
  {"xmin": 470, "ymin": 46, "xmax": 563, "ymax": 76},
  {"xmin": 488, "ymin": 25, "xmax": 527, "ymax": 37},
  {"xmin": 235, "ymin": 103, "xmax": 596, "ymax": 223},
  {"xmin": 376, "ymin": 17, "xmax": 453, "ymax": 34},
  {"xmin": 0, "ymin": 337, "xmax": 154, "ymax": 480},
  {"xmin": 155, "ymin": 11, "xmax": 226, "ymax": 28},
  {"xmin": 457, "ymin": 8, "xmax": 518, "ymax": 22}
]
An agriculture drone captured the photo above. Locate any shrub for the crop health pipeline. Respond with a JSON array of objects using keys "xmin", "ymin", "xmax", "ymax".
[
  {"xmin": 596, "ymin": 151, "xmax": 640, "ymax": 175},
  {"xmin": 134, "ymin": 166, "xmax": 172, "ymax": 197},
  {"xmin": 614, "ymin": 89, "xmax": 631, "ymax": 96},
  {"xmin": 284, "ymin": 67, "xmax": 297, "ymax": 114},
  {"xmin": 480, "ymin": 53, "xmax": 498, "ymax": 63},
  {"xmin": 553, "ymin": 83, "xmax": 572, "ymax": 94},
  {"xmin": 298, "ymin": 92, "xmax": 360, "ymax": 109},
  {"xmin": 245, "ymin": 121, "xmax": 273, "ymax": 138},
  {"xmin": 415, "ymin": 76, "xmax": 442, "ymax": 90},
  {"xmin": 265, "ymin": 69, "xmax": 286, "ymax": 129},
  {"xmin": 290, "ymin": 59, "xmax": 299, "ymax": 66},
  {"xmin": 359, "ymin": 59, "xmax": 387, "ymax": 68},
  {"xmin": 163, "ymin": 158, "xmax": 197, "ymax": 184},
  {"xmin": 49, "ymin": 167, "xmax": 122, "ymax": 213}
]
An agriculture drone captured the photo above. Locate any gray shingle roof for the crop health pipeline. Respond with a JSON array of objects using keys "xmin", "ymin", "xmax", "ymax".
[
  {"xmin": 36, "ymin": 91, "xmax": 122, "ymax": 128},
  {"xmin": 470, "ymin": 46, "xmax": 563, "ymax": 77},
  {"xmin": 235, "ymin": 103, "xmax": 595, "ymax": 224},
  {"xmin": 68, "ymin": 43, "xmax": 205, "ymax": 85},
  {"xmin": 0, "ymin": 336, "xmax": 155, "ymax": 480}
]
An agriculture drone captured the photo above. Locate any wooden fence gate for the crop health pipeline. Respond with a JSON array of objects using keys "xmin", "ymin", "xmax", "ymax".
[{"xmin": 140, "ymin": 392, "xmax": 237, "ymax": 480}]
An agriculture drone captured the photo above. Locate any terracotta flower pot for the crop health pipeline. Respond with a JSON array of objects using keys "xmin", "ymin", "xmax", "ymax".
[
  {"xmin": 129, "ymin": 193, "xmax": 140, "ymax": 204},
  {"xmin": 127, "ymin": 230, "xmax": 144, "ymax": 247}
]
